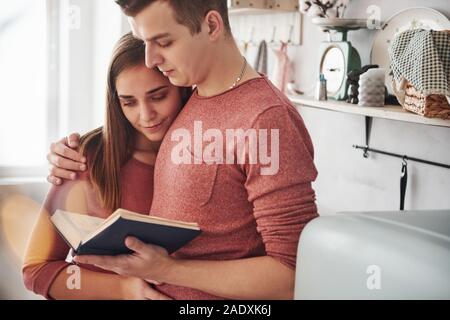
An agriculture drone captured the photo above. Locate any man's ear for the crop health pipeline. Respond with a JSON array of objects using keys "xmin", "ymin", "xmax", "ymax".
[{"xmin": 204, "ymin": 10, "xmax": 224, "ymax": 41}]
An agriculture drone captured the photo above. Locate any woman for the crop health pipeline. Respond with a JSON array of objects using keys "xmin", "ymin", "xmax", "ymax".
[{"xmin": 22, "ymin": 33, "xmax": 190, "ymax": 300}]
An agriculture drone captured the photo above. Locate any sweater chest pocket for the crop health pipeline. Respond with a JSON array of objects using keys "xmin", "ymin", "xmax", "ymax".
[{"xmin": 173, "ymin": 161, "xmax": 219, "ymax": 208}]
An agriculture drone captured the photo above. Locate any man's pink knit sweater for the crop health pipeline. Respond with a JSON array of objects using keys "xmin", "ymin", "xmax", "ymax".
[{"xmin": 151, "ymin": 75, "xmax": 319, "ymax": 299}]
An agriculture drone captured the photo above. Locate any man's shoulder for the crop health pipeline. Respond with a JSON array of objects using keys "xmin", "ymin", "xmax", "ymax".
[{"xmin": 231, "ymin": 77, "xmax": 298, "ymax": 122}]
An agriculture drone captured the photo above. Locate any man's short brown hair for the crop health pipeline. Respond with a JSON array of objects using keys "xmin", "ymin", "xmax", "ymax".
[{"xmin": 115, "ymin": 0, "xmax": 231, "ymax": 35}]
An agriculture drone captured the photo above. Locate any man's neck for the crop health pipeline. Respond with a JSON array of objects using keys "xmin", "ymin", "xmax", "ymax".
[{"xmin": 196, "ymin": 41, "xmax": 261, "ymax": 97}]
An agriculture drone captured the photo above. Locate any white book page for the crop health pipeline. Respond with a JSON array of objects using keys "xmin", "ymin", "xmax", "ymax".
[{"xmin": 51, "ymin": 210, "xmax": 106, "ymax": 248}]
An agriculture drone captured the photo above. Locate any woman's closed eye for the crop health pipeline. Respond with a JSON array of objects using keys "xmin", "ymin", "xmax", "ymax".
[
  {"xmin": 120, "ymin": 98, "xmax": 137, "ymax": 107},
  {"xmin": 148, "ymin": 88, "xmax": 169, "ymax": 102},
  {"xmin": 149, "ymin": 94, "xmax": 167, "ymax": 101}
]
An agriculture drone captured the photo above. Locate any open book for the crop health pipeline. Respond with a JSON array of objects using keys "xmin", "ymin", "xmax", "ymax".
[{"xmin": 50, "ymin": 208, "xmax": 201, "ymax": 255}]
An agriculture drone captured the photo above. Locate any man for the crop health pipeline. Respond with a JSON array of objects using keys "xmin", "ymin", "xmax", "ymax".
[{"xmin": 47, "ymin": 0, "xmax": 318, "ymax": 300}]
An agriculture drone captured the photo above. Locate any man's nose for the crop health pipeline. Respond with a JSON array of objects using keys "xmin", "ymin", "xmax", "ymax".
[{"xmin": 145, "ymin": 43, "xmax": 164, "ymax": 69}]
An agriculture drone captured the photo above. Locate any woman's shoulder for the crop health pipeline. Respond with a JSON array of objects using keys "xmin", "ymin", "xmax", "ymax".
[
  {"xmin": 43, "ymin": 144, "xmax": 96, "ymax": 215},
  {"xmin": 43, "ymin": 174, "xmax": 93, "ymax": 216}
]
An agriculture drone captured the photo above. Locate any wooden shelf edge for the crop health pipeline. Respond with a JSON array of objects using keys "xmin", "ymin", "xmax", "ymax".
[
  {"xmin": 228, "ymin": 8, "xmax": 299, "ymax": 16},
  {"xmin": 289, "ymin": 95, "xmax": 450, "ymax": 128}
]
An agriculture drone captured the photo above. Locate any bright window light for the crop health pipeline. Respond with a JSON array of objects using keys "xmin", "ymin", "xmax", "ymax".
[{"xmin": 0, "ymin": 0, "xmax": 48, "ymax": 167}]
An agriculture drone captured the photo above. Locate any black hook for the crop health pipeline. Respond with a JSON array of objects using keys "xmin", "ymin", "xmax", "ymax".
[
  {"xmin": 363, "ymin": 146, "xmax": 369, "ymax": 158},
  {"xmin": 400, "ymin": 156, "xmax": 408, "ymax": 211},
  {"xmin": 402, "ymin": 155, "xmax": 408, "ymax": 166}
]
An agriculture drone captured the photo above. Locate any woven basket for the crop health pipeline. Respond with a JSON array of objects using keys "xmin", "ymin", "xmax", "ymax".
[
  {"xmin": 403, "ymin": 82, "xmax": 450, "ymax": 119},
  {"xmin": 391, "ymin": 30, "xmax": 450, "ymax": 120}
]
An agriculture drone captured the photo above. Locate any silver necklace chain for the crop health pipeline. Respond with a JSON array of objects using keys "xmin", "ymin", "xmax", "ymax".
[{"xmin": 230, "ymin": 56, "xmax": 248, "ymax": 89}]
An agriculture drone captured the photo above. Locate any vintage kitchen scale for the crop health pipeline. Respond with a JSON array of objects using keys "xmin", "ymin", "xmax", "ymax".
[{"xmin": 313, "ymin": 18, "xmax": 367, "ymax": 100}]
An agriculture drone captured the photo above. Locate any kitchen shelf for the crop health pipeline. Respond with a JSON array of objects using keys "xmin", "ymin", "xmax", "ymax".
[
  {"xmin": 289, "ymin": 95, "xmax": 450, "ymax": 128},
  {"xmin": 228, "ymin": 8, "xmax": 298, "ymax": 15}
]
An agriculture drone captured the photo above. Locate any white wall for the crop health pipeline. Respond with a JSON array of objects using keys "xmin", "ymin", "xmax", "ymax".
[
  {"xmin": 92, "ymin": 0, "xmax": 127, "ymax": 127},
  {"xmin": 58, "ymin": 0, "xmax": 95, "ymax": 136},
  {"xmin": 59, "ymin": 0, "xmax": 127, "ymax": 133},
  {"xmin": 290, "ymin": 0, "xmax": 450, "ymax": 214}
]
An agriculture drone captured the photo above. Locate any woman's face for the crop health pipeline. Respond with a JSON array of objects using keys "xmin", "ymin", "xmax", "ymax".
[{"xmin": 116, "ymin": 64, "xmax": 182, "ymax": 145}]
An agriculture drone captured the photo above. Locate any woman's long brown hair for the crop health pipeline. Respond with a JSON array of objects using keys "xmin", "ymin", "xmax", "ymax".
[{"xmin": 78, "ymin": 32, "xmax": 191, "ymax": 212}]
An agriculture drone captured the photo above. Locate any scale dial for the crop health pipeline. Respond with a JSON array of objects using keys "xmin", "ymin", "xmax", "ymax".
[{"xmin": 320, "ymin": 46, "xmax": 346, "ymax": 96}]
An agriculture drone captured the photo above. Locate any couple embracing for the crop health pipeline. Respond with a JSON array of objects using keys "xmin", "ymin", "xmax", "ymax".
[{"xmin": 23, "ymin": 0, "xmax": 318, "ymax": 300}]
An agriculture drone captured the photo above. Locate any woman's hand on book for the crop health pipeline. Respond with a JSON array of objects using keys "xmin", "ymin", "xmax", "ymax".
[{"xmin": 122, "ymin": 277, "xmax": 172, "ymax": 300}]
